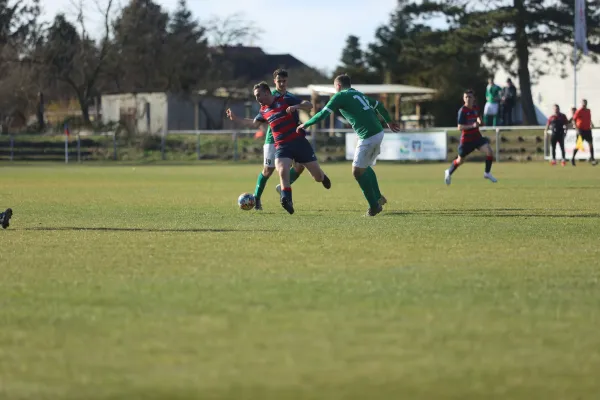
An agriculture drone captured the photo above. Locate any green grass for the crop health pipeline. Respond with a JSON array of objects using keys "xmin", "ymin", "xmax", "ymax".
[{"xmin": 1, "ymin": 162, "xmax": 599, "ymax": 400}]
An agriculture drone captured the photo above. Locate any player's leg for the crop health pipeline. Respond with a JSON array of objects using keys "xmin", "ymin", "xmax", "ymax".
[
  {"xmin": 300, "ymin": 160, "xmax": 332, "ymax": 189},
  {"xmin": 295, "ymin": 137, "xmax": 331, "ymax": 189},
  {"xmin": 572, "ymin": 131, "xmax": 581, "ymax": 166},
  {"xmin": 483, "ymin": 103, "xmax": 492, "ymax": 126},
  {"xmin": 585, "ymin": 132, "xmax": 596, "ymax": 164},
  {"xmin": 0, "ymin": 208, "xmax": 13, "ymax": 229},
  {"xmin": 479, "ymin": 139, "xmax": 497, "ymax": 182},
  {"xmin": 559, "ymin": 137, "xmax": 566, "ymax": 165},
  {"xmin": 276, "ymin": 161, "xmax": 305, "ymax": 194},
  {"xmin": 445, "ymin": 143, "xmax": 470, "ymax": 185},
  {"xmin": 352, "ymin": 133, "xmax": 383, "ymax": 216},
  {"xmin": 290, "ymin": 161, "xmax": 304, "ymax": 184},
  {"xmin": 275, "ymin": 156, "xmax": 294, "ymax": 214},
  {"xmin": 254, "ymin": 144, "xmax": 276, "ymax": 210},
  {"xmin": 551, "ymin": 136, "xmax": 558, "ymax": 164},
  {"xmin": 361, "ymin": 132, "xmax": 385, "ymax": 206}
]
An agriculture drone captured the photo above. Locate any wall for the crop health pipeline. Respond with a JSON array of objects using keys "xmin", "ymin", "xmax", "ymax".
[{"xmin": 101, "ymin": 93, "xmax": 168, "ymax": 134}]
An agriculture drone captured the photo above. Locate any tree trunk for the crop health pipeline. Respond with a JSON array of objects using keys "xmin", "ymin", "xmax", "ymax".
[
  {"xmin": 78, "ymin": 94, "xmax": 91, "ymax": 126},
  {"xmin": 37, "ymin": 92, "xmax": 45, "ymax": 132},
  {"xmin": 514, "ymin": 0, "xmax": 537, "ymax": 125}
]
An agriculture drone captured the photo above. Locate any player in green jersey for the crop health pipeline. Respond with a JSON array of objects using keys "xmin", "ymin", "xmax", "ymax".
[
  {"xmin": 298, "ymin": 74, "xmax": 401, "ymax": 216},
  {"xmin": 484, "ymin": 78, "xmax": 502, "ymax": 127},
  {"xmin": 253, "ymin": 69, "xmax": 311, "ymax": 210}
]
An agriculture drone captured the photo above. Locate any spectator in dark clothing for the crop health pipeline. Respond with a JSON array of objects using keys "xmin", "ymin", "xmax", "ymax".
[
  {"xmin": 501, "ymin": 78, "xmax": 517, "ymax": 126},
  {"xmin": 545, "ymin": 104, "xmax": 568, "ymax": 165}
]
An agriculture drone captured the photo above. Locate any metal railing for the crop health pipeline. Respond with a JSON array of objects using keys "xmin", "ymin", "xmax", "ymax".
[{"xmin": 0, "ymin": 126, "xmax": 550, "ymax": 163}]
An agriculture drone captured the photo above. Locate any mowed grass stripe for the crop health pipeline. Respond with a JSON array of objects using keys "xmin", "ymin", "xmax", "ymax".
[{"xmin": 0, "ymin": 163, "xmax": 599, "ymax": 400}]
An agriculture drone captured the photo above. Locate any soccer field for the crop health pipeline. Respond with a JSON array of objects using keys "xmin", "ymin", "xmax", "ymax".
[{"xmin": 1, "ymin": 162, "xmax": 599, "ymax": 399}]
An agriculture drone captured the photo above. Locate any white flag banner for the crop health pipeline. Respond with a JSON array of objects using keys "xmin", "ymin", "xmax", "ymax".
[{"xmin": 575, "ymin": 0, "xmax": 589, "ymax": 55}]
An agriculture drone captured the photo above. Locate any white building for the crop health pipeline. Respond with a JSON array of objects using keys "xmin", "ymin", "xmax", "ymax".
[
  {"xmin": 490, "ymin": 44, "xmax": 600, "ymax": 125},
  {"xmin": 101, "ymin": 92, "xmax": 251, "ymax": 133}
]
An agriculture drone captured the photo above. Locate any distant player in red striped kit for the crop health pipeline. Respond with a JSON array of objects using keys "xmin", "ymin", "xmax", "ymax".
[{"xmin": 445, "ymin": 89, "xmax": 498, "ymax": 185}]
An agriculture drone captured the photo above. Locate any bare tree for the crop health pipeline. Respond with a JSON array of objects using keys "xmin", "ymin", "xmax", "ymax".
[
  {"xmin": 42, "ymin": 0, "xmax": 116, "ymax": 125},
  {"xmin": 205, "ymin": 13, "xmax": 262, "ymax": 47}
]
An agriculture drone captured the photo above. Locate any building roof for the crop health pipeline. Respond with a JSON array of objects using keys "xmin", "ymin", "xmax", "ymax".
[
  {"xmin": 212, "ymin": 45, "xmax": 326, "ymax": 84},
  {"xmin": 287, "ymin": 84, "xmax": 436, "ymax": 101}
]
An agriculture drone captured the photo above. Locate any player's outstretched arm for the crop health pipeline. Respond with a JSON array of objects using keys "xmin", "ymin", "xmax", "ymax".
[
  {"xmin": 226, "ymin": 108, "xmax": 263, "ymax": 128},
  {"xmin": 297, "ymin": 95, "xmax": 341, "ymax": 132},
  {"xmin": 297, "ymin": 109, "xmax": 328, "ymax": 132},
  {"xmin": 298, "ymin": 100, "xmax": 313, "ymax": 111},
  {"xmin": 366, "ymin": 97, "xmax": 400, "ymax": 132},
  {"xmin": 286, "ymin": 101, "xmax": 313, "ymax": 114},
  {"xmin": 285, "ymin": 93, "xmax": 314, "ymax": 114}
]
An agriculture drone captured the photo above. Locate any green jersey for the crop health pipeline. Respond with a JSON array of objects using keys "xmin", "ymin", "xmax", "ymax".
[
  {"xmin": 486, "ymin": 84, "xmax": 502, "ymax": 103},
  {"xmin": 264, "ymin": 89, "xmax": 300, "ymax": 145},
  {"xmin": 302, "ymin": 88, "xmax": 392, "ymax": 139}
]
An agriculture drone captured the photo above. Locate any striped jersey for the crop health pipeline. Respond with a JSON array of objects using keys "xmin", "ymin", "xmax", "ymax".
[
  {"xmin": 255, "ymin": 95, "xmax": 304, "ymax": 147},
  {"xmin": 457, "ymin": 105, "xmax": 482, "ymax": 143},
  {"xmin": 264, "ymin": 90, "xmax": 301, "ymax": 145}
]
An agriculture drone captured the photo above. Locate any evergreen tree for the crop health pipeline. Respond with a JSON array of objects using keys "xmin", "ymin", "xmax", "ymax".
[
  {"xmin": 166, "ymin": 0, "xmax": 209, "ymax": 92},
  {"xmin": 403, "ymin": 0, "xmax": 600, "ymax": 124},
  {"xmin": 334, "ymin": 35, "xmax": 376, "ymax": 83},
  {"xmin": 112, "ymin": 0, "xmax": 170, "ymax": 92}
]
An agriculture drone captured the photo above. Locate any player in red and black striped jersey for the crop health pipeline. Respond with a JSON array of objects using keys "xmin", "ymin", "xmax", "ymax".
[
  {"xmin": 226, "ymin": 82, "xmax": 331, "ymax": 215},
  {"xmin": 445, "ymin": 90, "xmax": 498, "ymax": 185},
  {"xmin": 545, "ymin": 104, "xmax": 568, "ymax": 166}
]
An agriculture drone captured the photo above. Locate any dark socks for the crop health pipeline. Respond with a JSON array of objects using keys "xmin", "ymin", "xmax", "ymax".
[
  {"xmin": 448, "ymin": 159, "xmax": 460, "ymax": 175},
  {"xmin": 280, "ymin": 187, "xmax": 292, "ymax": 202},
  {"xmin": 485, "ymin": 156, "xmax": 493, "ymax": 173}
]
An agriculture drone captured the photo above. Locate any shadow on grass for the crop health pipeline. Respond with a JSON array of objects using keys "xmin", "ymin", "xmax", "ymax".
[
  {"xmin": 22, "ymin": 227, "xmax": 273, "ymax": 233},
  {"xmin": 386, "ymin": 208, "xmax": 600, "ymax": 219}
]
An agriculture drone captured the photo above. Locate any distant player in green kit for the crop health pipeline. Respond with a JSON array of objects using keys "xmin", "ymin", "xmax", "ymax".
[
  {"xmin": 298, "ymin": 74, "xmax": 401, "ymax": 216},
  {"xmin": 484, "ymin": 78, "xmax": 502, "ymax": 127},
  {"xmin": 253, "ymin": 69, "xmax": 312, "ymax": 210}
]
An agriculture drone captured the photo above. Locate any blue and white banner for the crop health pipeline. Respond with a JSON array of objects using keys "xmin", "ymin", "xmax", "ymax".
[{"xmin": 346, "ymin": 132, "xmax": 447, "ymax": 161}]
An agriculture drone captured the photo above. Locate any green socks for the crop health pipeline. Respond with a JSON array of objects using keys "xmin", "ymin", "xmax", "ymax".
[
  {"xmin": 254, "ymin": 172, "xmax": 269, "ymax": 200},
  {"xmin": 289, "ymin": 166, "xmax": 300, "ymax": 185},
  {"xmin": 365, "ymin": 167, "xmax": 381, "ymax": 199},
  {"xmin": 356, "ymin": 172, "xmax": 379, "ymax": 209},
  {"xmin": 255, "ymin": 167, "xmax": 302, "ymax": 201}
]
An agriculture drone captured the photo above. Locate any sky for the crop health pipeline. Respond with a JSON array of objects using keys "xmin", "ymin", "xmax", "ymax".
[{"xmin": 40, "ymin": 0, "xmax": 399, "ymax": 73}]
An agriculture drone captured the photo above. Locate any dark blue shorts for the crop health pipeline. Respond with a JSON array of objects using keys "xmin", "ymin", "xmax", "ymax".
[
  {"xmin": 275, "ymin": 137, "xmax": 317, "ymax": 164},
  {"xmin": 458, "ymin": 136, "xmax": 490, "ymax": 158}
]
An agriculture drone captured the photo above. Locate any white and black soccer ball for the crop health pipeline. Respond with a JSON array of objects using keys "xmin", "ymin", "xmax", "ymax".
[{"xmin": 237, "ymin": 193, "xmax": 255, "ymax": 210}]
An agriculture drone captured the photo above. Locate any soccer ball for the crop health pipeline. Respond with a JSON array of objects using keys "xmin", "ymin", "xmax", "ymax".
[{"xmin": 238, "ymin": 193, "xmax": 255, "ymax": 210}]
